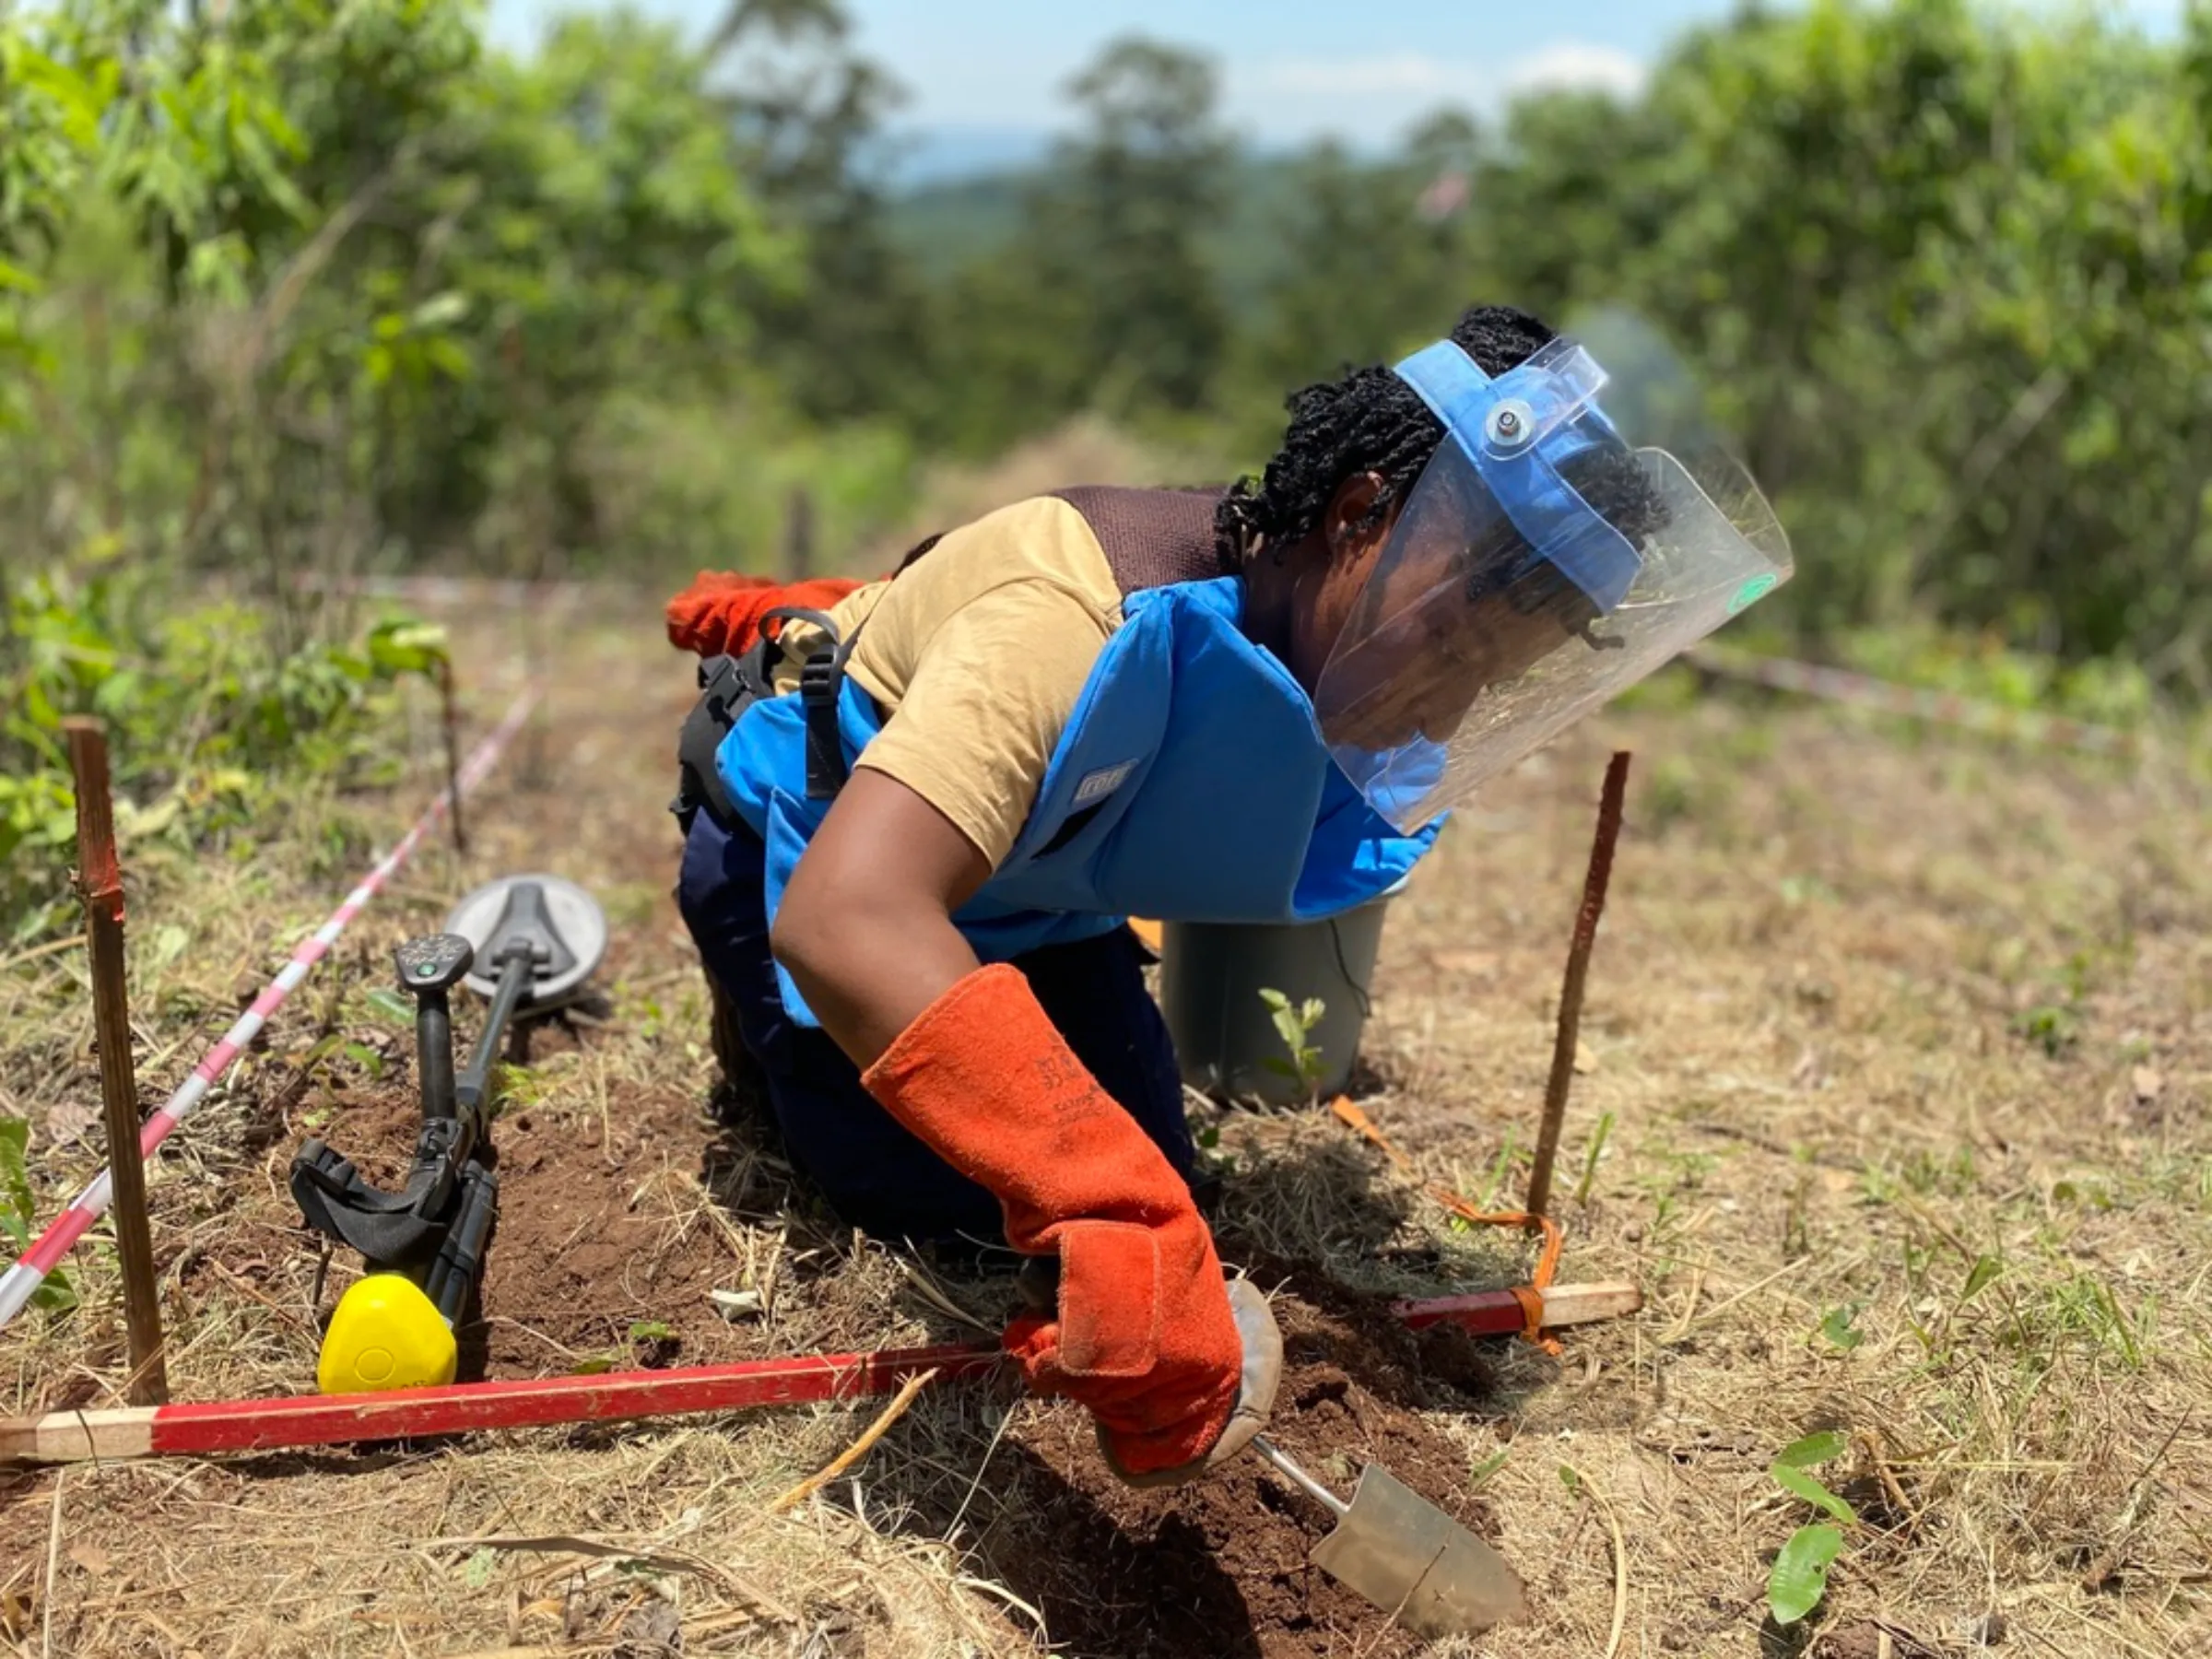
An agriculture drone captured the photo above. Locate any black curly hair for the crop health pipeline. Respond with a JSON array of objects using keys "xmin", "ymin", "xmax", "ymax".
[{"xmin": 1216, "ymin": 304, "xmax": 1667, "ymax": 613}]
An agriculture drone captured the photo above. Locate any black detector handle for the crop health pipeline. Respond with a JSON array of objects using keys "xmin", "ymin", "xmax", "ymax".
[{"xmin": 396, "ymin": 934, "xmax": 474, "ymax": 1122}]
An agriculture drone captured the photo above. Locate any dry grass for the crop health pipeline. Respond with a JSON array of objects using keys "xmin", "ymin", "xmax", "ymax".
[{"xmin": 1, "ymin": 580, "xmax": 2207, "ymax": 1656}]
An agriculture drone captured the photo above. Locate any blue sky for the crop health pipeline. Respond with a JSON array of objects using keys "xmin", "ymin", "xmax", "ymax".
[{"xmin": 486, "ymin": 0, "xmax": 2188, "ymax": 154}]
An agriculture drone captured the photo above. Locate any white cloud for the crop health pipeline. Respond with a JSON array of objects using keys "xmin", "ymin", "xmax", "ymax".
[
  {"xmin": 1254, "ymin": 54, "xmax": 1488, "ymax": 102},
  {"xmin": 1500, "ymin": 42, "xmax": 1651, "ymax": 100},
  {"xmin": 1228, "ymin": 41, "xmax": 1650, "ymax": 147}
]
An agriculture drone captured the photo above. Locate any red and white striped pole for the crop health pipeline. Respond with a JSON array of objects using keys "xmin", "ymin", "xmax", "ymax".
[{"xmin": 0, "ymin": 684, "xmax": 540, "ymax": 1333}]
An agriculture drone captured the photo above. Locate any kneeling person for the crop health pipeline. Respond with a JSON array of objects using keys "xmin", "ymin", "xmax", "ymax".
[{"xmin": 667, "ymin": 302, "xmax": 1790, "ymax": 1486}]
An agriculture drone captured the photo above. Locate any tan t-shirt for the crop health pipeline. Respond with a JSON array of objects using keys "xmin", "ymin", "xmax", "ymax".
[{"xmin": 771, "ymin": 496, "xmax": 1123, "ymax": 868}]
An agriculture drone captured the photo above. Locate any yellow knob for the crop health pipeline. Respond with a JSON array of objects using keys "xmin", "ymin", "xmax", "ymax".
[{"xmin": 318, "ymin": 1273, "xmax": 457, "ymax": 1394}]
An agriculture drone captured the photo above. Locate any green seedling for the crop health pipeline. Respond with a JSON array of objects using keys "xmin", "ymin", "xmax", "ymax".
[
  {"xmin": 1258, "ymin": 987, "xmax": 1328, "ymax": 1100},
  {"xmin": 1572, "ymin": 1111, "xmax": 1615, "ymax": 1206},
  {"xmin": 1766, "ymin": 1430, "xmax": 1855, "ymax": 1627},
  {"xmin": 2012, "ymin": 1003, "xmax": 2080, "ymax": 1058},
  {"xmin": 568, "ymin": 1323, "xmax": 673, "ymax": 1377},
  {"xmin": 1468, "ymin": 1447, "xmax": 1510, "ymax": 1487},
  {"xmin": 1475, "ymin": 1128, "xmax": 1521, "ymax": 1214},
  {"xmin": 340, "ymin": 1041, "xmax": 385, "ymax": 1080},
  {"xmin": 1961, "ymin": 1253, "xmax": 2003, "ymax": 1302},
  {"xmin": 1817, "ymin": 1303, "xmax": 1865, "ymax": 1350},
  {"xmin": 365, "ymin": 988, "xmax": 415, "ymax": 1026}
]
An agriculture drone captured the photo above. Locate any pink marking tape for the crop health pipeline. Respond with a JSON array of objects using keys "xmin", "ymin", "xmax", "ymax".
[{"xmin": 0, "ymin": 685, "xmax": 541, "ymax": 1332}]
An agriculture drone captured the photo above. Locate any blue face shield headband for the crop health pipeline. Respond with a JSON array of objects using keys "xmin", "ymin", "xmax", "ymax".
[
  {"xmin": 1389, "ymin": 338, "xmax": 1644, "ymax": 612},
  {"xmin": 1312, "ymin": 330, "xmax": 1794, "ymax": 834}
]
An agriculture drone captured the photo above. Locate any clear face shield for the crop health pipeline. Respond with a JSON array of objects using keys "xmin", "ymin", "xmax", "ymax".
[{"xmin": 1314, "ymin": 333, "xmax": 1793, "ymax": 832}]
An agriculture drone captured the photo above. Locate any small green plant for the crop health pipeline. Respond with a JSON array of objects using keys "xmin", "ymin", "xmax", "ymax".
[
  {"xmin": 364, "ymin": 988, "xmax": 415, "ymax": 1026},
  {"xmin": 1816, "ymin": 1303, "xmax": 1865, "ymax": 1350},
  {"xmin": 1766, "ymin": 1430, "xmax": 1855, "ymax": 1627},
  {"xmin": 1258, "ymin": 988, "xmax": 1327, "ymax": 1100},
  {"xmin": 2012, "ymin": 1002, "xmax": 2081, "ymax": 1058},
  {"xmin": 1476, "ymin": 1127, "xmax": 1521, "ymax": 1213},
  {"xmin": 0, "ymin": 1120, "xmax": 76, "ymax": 1312},
  {"xmin": 1184, "ymin": 1106, "xmax": 1237, "ymax": 1176},
  {"xmin": 1572, "ymin": 1111, "xmax": 1616, "ymax": 1206}
]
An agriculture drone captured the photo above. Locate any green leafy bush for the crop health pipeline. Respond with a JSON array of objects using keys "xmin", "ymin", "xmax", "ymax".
[{"xmin": 2, "ymin": 555, "xmax": 441, "ymax": 941}]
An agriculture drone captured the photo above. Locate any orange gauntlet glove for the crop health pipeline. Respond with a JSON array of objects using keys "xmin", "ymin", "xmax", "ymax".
[
  {"xmin": 862, "ymin": 964, "xmax": 1279, "ymax": 1482},
  {"xmin": 665, "ymin": 572, "xmax": 866, "ymax": 659}
]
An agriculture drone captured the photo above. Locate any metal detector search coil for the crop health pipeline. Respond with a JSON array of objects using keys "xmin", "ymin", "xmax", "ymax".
[{"xmin": 444, "ymin": 872, "xmax": 608, "ymax": 1006}]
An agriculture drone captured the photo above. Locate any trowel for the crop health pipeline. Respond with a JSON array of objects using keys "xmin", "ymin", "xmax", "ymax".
[{"xmin": 1248, "ymin": 1433, "xmax": 1526, "ymax": 1640}]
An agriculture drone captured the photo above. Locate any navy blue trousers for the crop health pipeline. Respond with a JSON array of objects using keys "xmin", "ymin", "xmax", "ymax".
[{"xmin": 676, "ymin": 811, "xmax": 1192, "ymax": 1247}]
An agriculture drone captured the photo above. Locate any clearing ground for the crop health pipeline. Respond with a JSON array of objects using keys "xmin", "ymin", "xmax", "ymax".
[{"xmin": 0, "ymin": 582, "xmax": 2206, "ymax": 1659}]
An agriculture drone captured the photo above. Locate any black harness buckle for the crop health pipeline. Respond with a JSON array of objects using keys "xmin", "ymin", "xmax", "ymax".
[{"xmin": 673, "ymin": 606, "xmax": 863, "ymax": 830}]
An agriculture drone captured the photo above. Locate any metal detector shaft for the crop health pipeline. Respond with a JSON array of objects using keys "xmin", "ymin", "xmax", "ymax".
[
  {"xmin": 456, "ymin": 948, "xmax": 534, "ymax": 1112},
  {"xmin": 415, "ymin": 981, "xmax": 459, "ymax": 1122}
]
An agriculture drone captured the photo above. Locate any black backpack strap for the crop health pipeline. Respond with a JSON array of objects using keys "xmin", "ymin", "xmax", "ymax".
[
  {"xmin": 670, "ymin": 632, "xmax": 786, "ymax": 834},
  {"xmin": 672, "ymin": 606, "xmax": 867, "ymax": 832},
  {"xmin": 757, "ymin": 606, "xmax": 866, "ymax": 804}
]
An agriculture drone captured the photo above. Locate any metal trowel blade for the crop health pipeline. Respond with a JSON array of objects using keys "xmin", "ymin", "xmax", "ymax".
[{"xmin": 1307, "ymin": 1462, "xmax": 1528, "ymax": 1639}]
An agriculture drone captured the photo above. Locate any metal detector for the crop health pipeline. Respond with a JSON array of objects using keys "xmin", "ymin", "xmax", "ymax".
[{"xmin": 288, "ymin": 874, "xmax": 607, "ymax": 1394}]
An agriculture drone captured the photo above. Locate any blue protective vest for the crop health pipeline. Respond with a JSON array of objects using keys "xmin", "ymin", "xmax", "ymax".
[{"xmin": 716, "ymin": 575, "xmax": 1441, "ymax": 1026}]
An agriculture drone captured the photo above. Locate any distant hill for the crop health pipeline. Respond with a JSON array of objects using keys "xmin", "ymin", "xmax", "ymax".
[
  {"xmin": 885, "ymin": 150, "xmax": 1315, "ymax": 308},
  {"xmin": 875, "ymin": 126, "xmax": 1057, "ymax": 191}
]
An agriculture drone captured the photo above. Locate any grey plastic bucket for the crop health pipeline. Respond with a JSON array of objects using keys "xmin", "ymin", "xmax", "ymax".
[{"xmin": 1159, "ymin": 886, "xmax": 1401, "ymax": 1106}]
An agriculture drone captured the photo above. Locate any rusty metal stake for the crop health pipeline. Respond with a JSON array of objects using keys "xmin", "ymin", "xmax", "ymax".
[
  {"xmin": 785, "ymin": 485, "xmax": 815, "ymax": 582},
  {"xmin": 1524, "ymin": 750, "xmax": 1631, "ymax": 1220},
  {"xmin": 434, "ymin": 659, "xmax": 468, "ymax": 855},
  {"xmin": 61, "ymin": 718, "xmax": 170, "ymax": 1406}
]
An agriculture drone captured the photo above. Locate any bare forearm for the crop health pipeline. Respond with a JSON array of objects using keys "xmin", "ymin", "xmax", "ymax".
[
  {"xmin": 780, "ymin": 904, "xmax": 982, "ymax": 1066},
  {"xmin": 770, "ymin": 769, "xmax": 995, "ymax": 1068}
]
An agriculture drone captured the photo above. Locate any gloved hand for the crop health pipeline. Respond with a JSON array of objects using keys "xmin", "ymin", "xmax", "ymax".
[
  {"xmin": 665, "ymin": 571, "xmax": 866, "ymax": 658},
  {"xmin": 1015, "ymin": 1255, "xmax": 1282, "ymax": 1488},
  {"xmin": 862, "ymin": 963, "xmax": 1282, "ymax": 1483}
]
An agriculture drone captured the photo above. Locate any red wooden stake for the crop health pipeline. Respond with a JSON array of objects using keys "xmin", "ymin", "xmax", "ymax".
[
  {"xmin": 62, "ymin": 718, "xmax": 170, "ymax": 1406},
  {"xmin": 0, "ymin": 1283, "xmax": 1637, "ymax": 1466},
  {"xmin": 1524, "ymin": 751, "xmax": 1632, "ymax": 1219}
]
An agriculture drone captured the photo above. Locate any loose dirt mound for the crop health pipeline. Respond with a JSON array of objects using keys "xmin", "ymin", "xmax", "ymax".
[{"xmin": 952, "ymin": 1276, "xmax": 1504, "ymax": 1659}]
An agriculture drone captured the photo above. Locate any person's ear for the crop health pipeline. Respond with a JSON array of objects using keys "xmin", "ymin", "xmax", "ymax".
[{"xmin": 1323, "ymin": 473, "xmax": 1387, "ymax": 556}]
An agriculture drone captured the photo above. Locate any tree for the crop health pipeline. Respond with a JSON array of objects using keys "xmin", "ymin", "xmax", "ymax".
[
  {"xmin": 1037, "ymin": 37, "xmax": 1234, "ymax": 415},
  {"xmin": 1246, "ymin": 111, "xmax": 1488, "ymax": 397},
  {"xmin": 709, "ymin": 0, "xmax": 935, "ymax": 426}
]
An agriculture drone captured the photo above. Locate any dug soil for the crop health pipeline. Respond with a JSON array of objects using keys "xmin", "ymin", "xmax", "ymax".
[{"xmin": 954, "ymin": 1265, "xmax": 1508, "ymax": 1659}]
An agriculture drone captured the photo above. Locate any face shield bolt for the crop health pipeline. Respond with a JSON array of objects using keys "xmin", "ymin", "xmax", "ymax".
[{"xmin": 1485, "ymin": 399, "xmax": 1535, "ymax": 453}]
